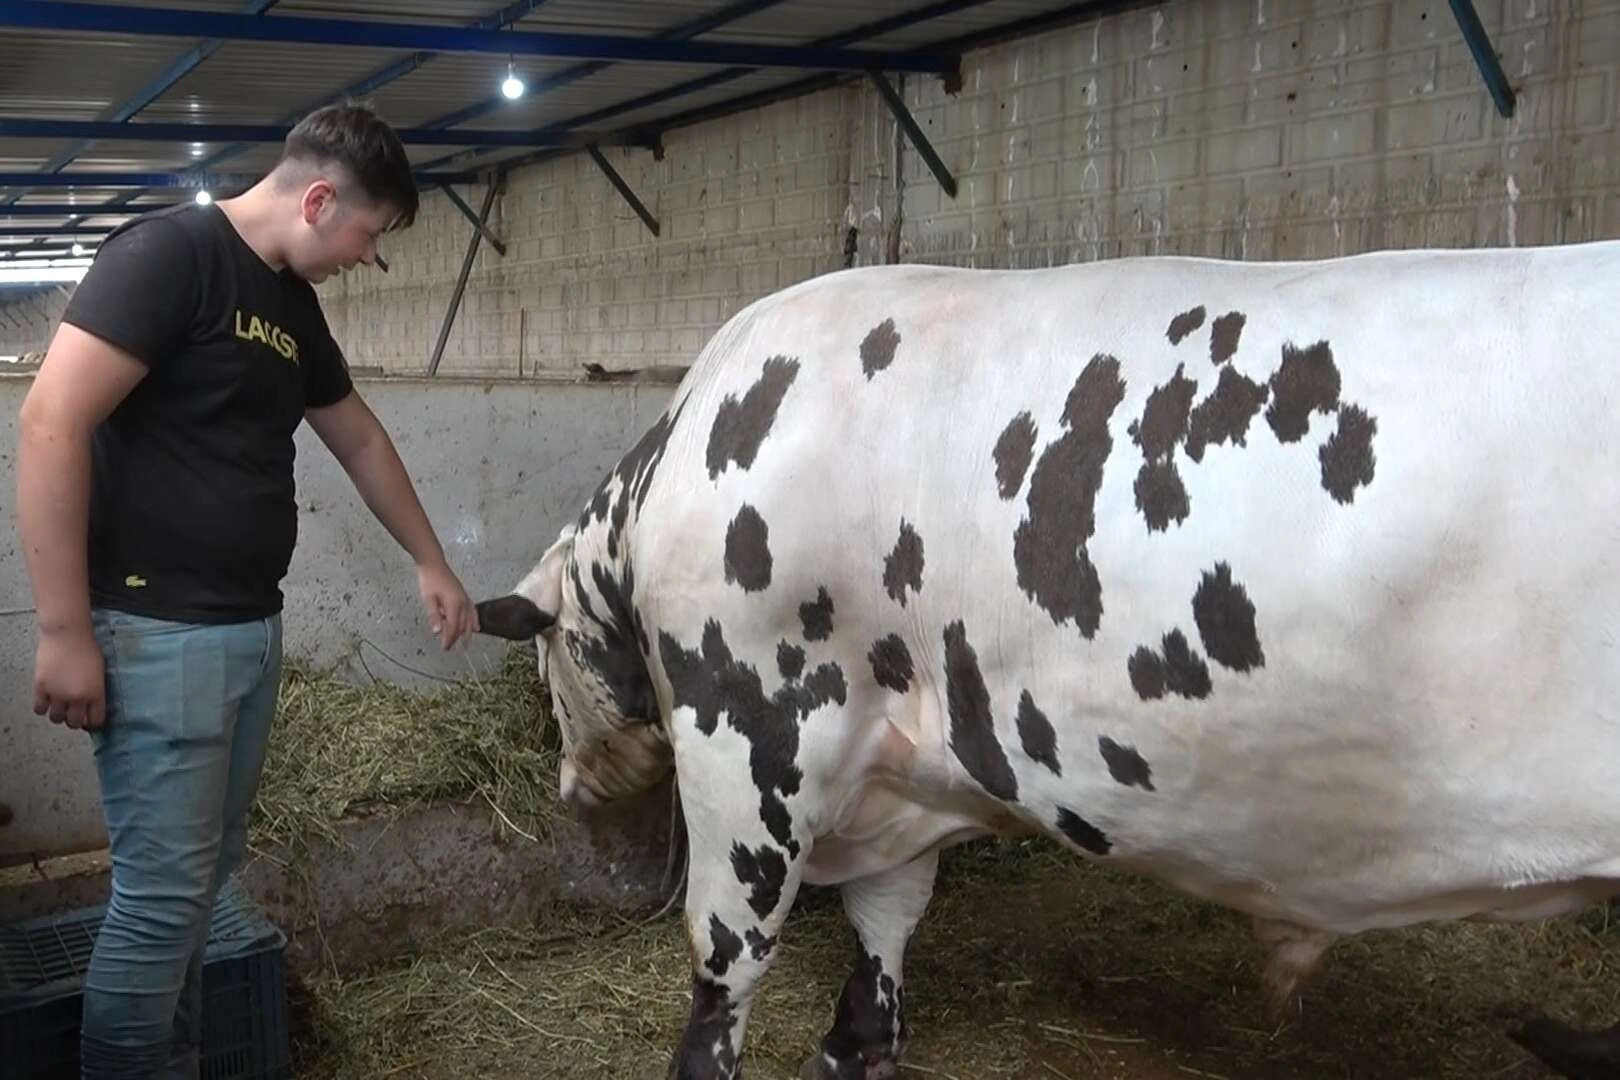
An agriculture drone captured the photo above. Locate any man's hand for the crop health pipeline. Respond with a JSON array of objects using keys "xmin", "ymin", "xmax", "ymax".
[
  {"xmin": 34, "ymin": 627, "xmax": 106, "ymax": 730},
  {"xmin": 418, "ymin": 560, "xmax": 479, "ymax": 649}
]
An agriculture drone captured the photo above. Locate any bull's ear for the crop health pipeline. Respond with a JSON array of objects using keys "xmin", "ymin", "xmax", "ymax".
[{"xmin": 475, "ymin": 595, "xmax": 556, "ymax": 640}]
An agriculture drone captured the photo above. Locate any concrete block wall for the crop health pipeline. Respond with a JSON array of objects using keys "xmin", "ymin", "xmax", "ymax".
[
  {"xmin": 0, "ymin": 286, "xmax": 69, "ymax": 358},
  {"xmin": 320, "ymin": 0, "xmax": 1619, "ymax": 376},
  {"xmin": 318, "ymin": 87, "xmax": 863, "ymax": 377},
  {"xmin": 856, "ymin": 0, "xmax": 1620, "ymax": 267}
]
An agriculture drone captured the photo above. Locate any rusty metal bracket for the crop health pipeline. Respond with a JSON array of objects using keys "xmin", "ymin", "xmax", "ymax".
[
  {"xmin": 428, "ymin": 179, "xmax": 502, "ymax": 376},
  {"xmin": 438, "ymin": 183, "xmax": 508, "ymax": 256},
  {"xmin": 869, "ymin": 71, "xmax": 957, "ymax": 199},
  {"xmin": 587, "ymin": 146, "xmax": 660, "ymax": 237},
  {"xmin": 1448, "ymin": 0, "xmax": 1516, "ymax": 118}
]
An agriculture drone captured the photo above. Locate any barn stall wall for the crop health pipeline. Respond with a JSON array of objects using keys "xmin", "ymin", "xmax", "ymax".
[
  {"xmin": 0, "ymin": 374, "xmax": 675, "ymax": 866},
  {"xmin": 0, "ymin": 285, "xmax": 68, "ymax": 357},
  {"xmin": 303, "ymin": 0, "xmax": 1620, "ymax": 379},
  {"xmin": 856, "ymin": 0, "xmax": 1620, "ymax": 267}
]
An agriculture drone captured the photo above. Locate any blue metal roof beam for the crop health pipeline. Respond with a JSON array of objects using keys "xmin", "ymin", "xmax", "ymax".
[
  {"xmin": 0, "ymin": 0, "xmax": 281, "ymax": 205},
  {"xmin": 1, "ymin": 3, "xmax": 960, "ymax": 74},
  {"xmin": 0, "ymin": 118, "xmax": 655, "ymax": 149},
  {"xmin": 0, "ymin": 171, "xmax": 480, "ymax": 188},
  {"xmin": 191, "ymin": 0, "xmax": 555, "ymax": 173},
  {"xmin": 417, "ymin": 0, "xmax": 791, "ymax": 134},
  {"xmin": 5, "ymin": 0, "xmax": 557, "ymax": 255},
  {"xmin": 451, "ymin": 0, "xmax": 999, "ymax": 177},
  {"xmin": 0, "ymin": 205, "xmax": 164, "ymax": 217},
  {"xmin": 0, "ymin": 227, "xmax": 115, "ymax": 237}
]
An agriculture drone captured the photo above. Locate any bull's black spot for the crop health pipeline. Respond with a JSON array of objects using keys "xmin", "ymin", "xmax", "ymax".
[
  {"xmin": 706, "ymin": 914, "xmax": 744, "ymax": 977},
  {"xmin": 821, "ymin": 942, "xmax": 904, "ymax": 1076},
  {"xmin": 581, "ymin": 396, "xmax": 688, "ymax": 534},
  {"xmin": 1168, "ymin": 305, "xmax": 1207, "ymax": 345},
  {"xmin": 994, "ymin": 412, "xmax": 1038, "ymax": 500},
  {"xmin": 1193, "ymin": 562, "xmax": 1265, "ymax": 673},
  {"xmin": 1320, "ymin": 403, "xmax": 1378, "ymax": 504},
  {"xmin": 1211, "ymin": 311, "xmax": 1247, "ymax": 365},
  {"xmin": 869, "ymin": 634, "xmax": 914, "ymax": 694},
  {"xmin": 1056, "ymin": 807, "xmax": 1112, "ymax": 855},
  {"xmin": 731, "ymin": 842, "xmax": 788, "ymax": 920},
  {"xmin": 1014, "ymin": 355, "xmax": 1125, "ymax": 637},
  {"xmin": 860, "ymin": 318, "xmax": 901, "ymax": 379},
  {"xmin": 800, "ymin": 587, "xmax": 835, "ymax": 641},
  {"xmin": 778, "ymin": 641, "xmax": 806, "ymax": 680},
  {"xmin": 1131, "ymin": 364, "xmax": 1198, "ymax": 462},
  {"xmin": 567, "ymin": 402, "xmax": 686, "ymax": 716},
  {"xmin": 723, "ymin": 505, "xmax": 772, "ymax": 592},
  {"xmin": 674, "ymin": 977, "xmax": 739, "ymax": 1079},
  {"xmin": 943, "ymin": 621, "xmax": 1018, "ymax": 801},
  {"xmin": 1128, "ymin": 646, "xmax": 1167, "ymax": 701},
  {"xmin": 1099, "ymin": 736, "xmax": 1155, "ymax": 790},
  {"xmin": 883, "ymin": 522, "xmax": 925, "ymax": 607},
  {"xmin": 661, "ymin": 621, "xmax": 848, "ymax": 858},
  {"xmin": 567, "ymin": 561, "xmax": 658, "ymax": 723},
  {"xmin": 707, "ymin": 355, "xmax": 799, "ymax": 479},
  {"xmin": 1128, "ymin": 365, "xmax": 1197, "ymax": 532},
  {"xmin": 746, "ymin": 928, "xmax": 778, "ymax": 961},
  {"xmin": 1267, "ymin": 341, "xmax": 1341, "ymax": 443},
  {"xmin": 1186, "ymin": 366, "xmax": 1270, "ymax": 463},
  {"xmin": 1017, "ymin": 691, "xmax": 1061, "ymax": 776},
  {"xmin": 1134, "ymin": 461, "xmax": 1190, "ymax": 532},
  {"xmin": 586, "ymin": 483, "xmax": 610, "ymax": 526},
  {"xmin": 1128, "ymin": 629, "xmax": 1212, "ymax": 701},
  {"xmin": 569, "ymin": 560, "xmax": 602, "ymax": 629}
]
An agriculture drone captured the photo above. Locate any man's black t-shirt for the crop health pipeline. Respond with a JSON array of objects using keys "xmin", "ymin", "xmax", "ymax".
[{"xmin": 61, "ymin": 204, "xmax": 353, "ymax": 624}]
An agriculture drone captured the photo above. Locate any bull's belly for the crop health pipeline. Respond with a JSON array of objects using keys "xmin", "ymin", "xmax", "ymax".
[{"xmin": 802, "ymin": 715, "xmax": 1620, "ymax": 936}]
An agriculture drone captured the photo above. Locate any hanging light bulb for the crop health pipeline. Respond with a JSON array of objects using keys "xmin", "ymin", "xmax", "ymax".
[
  {"xmin": 71, "ymin": 243, "xmax": 85, "ymax": 256},
  {"xmin": 194, "ymin": 190, "xmax": 213, "ymax": 206},
  {"xmin": 501, "ymin": 59, "xmax": 525, "ymax": 100}
]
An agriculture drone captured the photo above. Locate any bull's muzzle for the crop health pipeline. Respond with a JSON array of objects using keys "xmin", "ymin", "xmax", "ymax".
[{"xmin": 558, "ymin": 722, "xmax": 673, "ymax": 807}]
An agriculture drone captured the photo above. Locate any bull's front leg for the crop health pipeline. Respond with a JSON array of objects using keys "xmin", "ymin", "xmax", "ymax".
[
  {"xmin": 670, "ymin": 811, "xmax": 809, "ymax": 1080},
  {"xmin": 803, "ymin": 849, "xmax": 940, "ymax": 1080}
]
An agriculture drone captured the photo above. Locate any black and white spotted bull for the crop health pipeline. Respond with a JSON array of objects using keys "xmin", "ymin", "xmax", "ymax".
[{"xmin": 476, "ymin": 241, "xmax": 1620, "ymax": 1080}]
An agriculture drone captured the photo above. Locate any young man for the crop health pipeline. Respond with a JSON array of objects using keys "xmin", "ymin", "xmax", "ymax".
[{"xmin": 16, "ymin": 104, "xmax": 479, "ymax": 1078}]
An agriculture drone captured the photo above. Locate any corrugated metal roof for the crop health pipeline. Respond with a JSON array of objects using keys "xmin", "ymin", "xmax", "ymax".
[{"xmin": 0, "ymin": 0, "xmax": 1099, "ymax": 248}]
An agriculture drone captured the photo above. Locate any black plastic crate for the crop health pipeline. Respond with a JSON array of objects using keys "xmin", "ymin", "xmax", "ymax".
[{"xmin": 0, "ymin": 879, "xmax": 290, "ymax": 1080}]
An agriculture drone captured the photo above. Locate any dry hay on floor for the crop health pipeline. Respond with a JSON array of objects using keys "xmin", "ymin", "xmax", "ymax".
[
  {"xmin": 250, "ymin": 645, "xmax": 560, "ymax": 852},
  {"xmin": 290, "ymin": 837, "xmax": 1620, "ymax": 1080}
]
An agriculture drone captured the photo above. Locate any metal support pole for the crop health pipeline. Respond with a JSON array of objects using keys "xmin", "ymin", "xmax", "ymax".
[
  {"xmin": 429, "ymin": 179, "xmax": 501, "ymax": 376},
  {"xmin": 868, "ymin": 71, "xmax": 958, "ymax": 199},
  {"xmin": 1447, "ymin": 0, "xmax": 1516, "ymax": 118},
  {"xmin": 586, "ymin": 146, "xmax": 660, "ymax": 237},
  {"xmin": 437, "ymin": 184, "xmax": 507, "ymax": 255}
]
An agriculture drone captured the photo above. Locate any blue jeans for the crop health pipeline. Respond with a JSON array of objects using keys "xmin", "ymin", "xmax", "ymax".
[{"xmin": 80, "ymin": 608, "xmax": 283, "ymax": 1080}]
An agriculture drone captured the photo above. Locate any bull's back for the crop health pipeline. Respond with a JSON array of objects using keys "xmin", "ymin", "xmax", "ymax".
[{"xmin": 636, "ymin": 242, "xmax": 1620, "ymax": 932}]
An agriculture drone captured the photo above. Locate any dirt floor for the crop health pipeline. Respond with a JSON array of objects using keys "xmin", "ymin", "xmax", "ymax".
[{"xmin": 288, "ymin": 836, "xmax": 1620, "ymax": 1080}]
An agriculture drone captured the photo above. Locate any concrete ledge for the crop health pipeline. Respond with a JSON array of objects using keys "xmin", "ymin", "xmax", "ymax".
[{"xmin": 0, "ymin": 779, "xmax": 676, "ymax": 978}]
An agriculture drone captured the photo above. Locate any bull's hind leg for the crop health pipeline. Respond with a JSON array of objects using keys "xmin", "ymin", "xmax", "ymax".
[
  {"xmin": 669, "ymin": 809, "xmax": 809, "ymax": 1080},
  {"xmin": 1251, "ymin": 917, "xmax": 1337, "ymax": 1022},
  {"xmin": 802, "ymin": 849, "xmax": 940, "ymax": 1080}
]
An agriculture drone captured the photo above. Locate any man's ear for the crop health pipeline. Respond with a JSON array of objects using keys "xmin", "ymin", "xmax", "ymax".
[{"xmin": 300, "ymin": 178, "xmax": 337, "ymax": 225}]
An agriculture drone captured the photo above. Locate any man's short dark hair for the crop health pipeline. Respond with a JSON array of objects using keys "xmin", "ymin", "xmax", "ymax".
[{"xmin": 279, "ymin": 104, "xmax": 419, "ymax": 229}]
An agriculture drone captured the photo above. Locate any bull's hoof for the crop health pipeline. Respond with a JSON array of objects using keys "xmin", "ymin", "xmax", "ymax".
[
  {"xmin": 798, "ymin": 1051, "xmax": 899, "ymax": 1080},
  {"xmin": 1509, "ymin": 1016, "xmax": 1620, "ymax": 1079}
]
